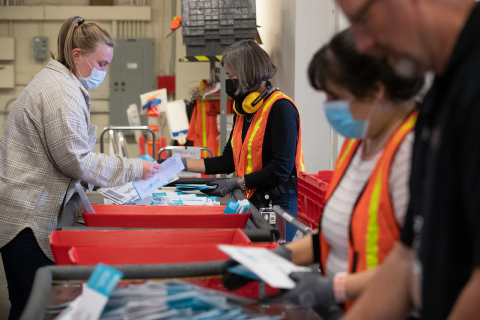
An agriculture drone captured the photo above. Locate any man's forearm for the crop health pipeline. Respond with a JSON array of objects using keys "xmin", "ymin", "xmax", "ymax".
[
  {"xmin": 447, "ymin": 268, "xmax": 480, "ymax": 320},
  {"xmin": 343, "ymin": 243, "xmax": 413, "ymax": 320}
]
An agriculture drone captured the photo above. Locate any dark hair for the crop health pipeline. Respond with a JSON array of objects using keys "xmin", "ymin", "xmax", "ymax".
[
  {"xmin": 221, "ymin": 39, "xmax": 277, "ymax": 94},
  {"xmin": 308, "ymin": 29, "xmax": 424, "ymax": 101}
]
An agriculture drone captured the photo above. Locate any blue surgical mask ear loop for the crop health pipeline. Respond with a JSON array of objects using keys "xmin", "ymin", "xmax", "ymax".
[
  {"xmin": 361, "ymin": 99, "xmax": 378, "ymax": 139},
  {"xmin": 77, "ymin": 53, "xmax": 93, "ymax": 78}
]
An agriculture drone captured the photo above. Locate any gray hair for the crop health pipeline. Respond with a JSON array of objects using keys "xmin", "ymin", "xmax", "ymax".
[{"xmin": 221, "ymin": 39, "xmax": 277, "ymax": 94}]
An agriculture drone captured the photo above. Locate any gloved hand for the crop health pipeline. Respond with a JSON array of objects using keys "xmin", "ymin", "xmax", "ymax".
[
  {"xmin": 201, "ymin": 177, "xmax": 239, "ymax": 197},
  {"xmin": 158, "ymin": 157, "xmax": 188, "ymax": 171},
  {"xmin": 261, "ymin": 270, "xmax": 334, "ymax": 308},
  {"xmin": 313, "ymin": 303, "xmax": 345, "ymax": 320},
  {"xmin": 222, "ymin": 246, "xmax": 292, "ymax": 291}
]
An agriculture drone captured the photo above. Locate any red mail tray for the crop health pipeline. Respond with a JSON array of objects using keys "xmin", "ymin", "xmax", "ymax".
[
  {"xmin": 50, "ymin": 229, "xmax": 251, "ymax": 265},
  {"xmin": 67, "ymin": 242, "xmax": 279, "ymax": 265},
  {"xmin": 82, "ymin": 205, "xmax": 250, "ymax": 229}
]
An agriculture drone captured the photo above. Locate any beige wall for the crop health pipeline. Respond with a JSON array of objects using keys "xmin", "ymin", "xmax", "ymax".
[
  {"xmin": 256, "ymin": 0, "xmax": 340, "ymax": 173},
  {"xmin": 0, "ymin": 0, "xmax": 185, "ymax": 156},
  {"xmin": 256, "ymin": 0, "xmax": 296, "ymax": 99}
]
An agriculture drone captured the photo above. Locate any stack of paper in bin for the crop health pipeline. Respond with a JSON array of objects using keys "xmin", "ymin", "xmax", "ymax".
[
  {"xmin": 52, "ymin": 269, "xmax": 284, "ymax": 319},
  {"xmin": 97, "ymin": 154, "xmax": 184, "ymax": 205},
  {"xmin": 97, "ymin": 182, "xmax": 139, "ymax": 205},
  {"xmin": 102, "ymin": 191, "xmax": 220, "ymax": 206},
  {"xmin": 98, "ymin": 280, "xmax": 283, "ymax": 320},
  {"xmin": 174, "ymin": 184, "xmax": 216, "ymax": 192}
]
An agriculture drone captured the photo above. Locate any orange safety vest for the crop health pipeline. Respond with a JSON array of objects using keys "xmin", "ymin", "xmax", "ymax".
[
  {"xmin": 186, "ymin": 99, "xmax": 233, "ymax": 157},
  {"xmin": 319, "ymin": 111, "xmax": 418, "ymax": 307},
  {"xmin": 231, "ymin": 91, "xmax": 306, "ymax": 198}
]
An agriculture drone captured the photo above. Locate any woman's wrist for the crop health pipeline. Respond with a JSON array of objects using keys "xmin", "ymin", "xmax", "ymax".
[
  {"xmin": 333, "ymin": 272, "xmax": 348, "ymax": 303},
  {"xmin": 236, "ymin": 175, "xmax": 247, "ymax": 191}
]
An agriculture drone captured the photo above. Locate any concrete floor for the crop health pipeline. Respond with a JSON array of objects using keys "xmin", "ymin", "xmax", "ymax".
[{"xmin": 0, "ymin": 258, "xmax": 10, "ymax": 319}]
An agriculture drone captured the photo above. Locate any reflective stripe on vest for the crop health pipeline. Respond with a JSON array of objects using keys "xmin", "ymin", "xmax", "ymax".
[
  {"xmin": 245, "ymin": 95, "xmax": 279, "ymax": 175},
  {"xmin": 201, "ymin": 100, "xmax": 208, "ymax": 158},
  {"xmin": 366, "ymin": 166, "xmax": 382, "ymax": 269},
  {"xmin": 231, "ymin": 91, "xmax": 305, "ymax": 198}
]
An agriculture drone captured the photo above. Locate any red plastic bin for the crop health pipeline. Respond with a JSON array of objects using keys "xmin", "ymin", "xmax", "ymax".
[
  {"xmin": 68, "ymin": 242, "xmax": 279, "ymax": 265},
  {"xmin": 50, "ymin": 229, "xmax": 251, "ymax": 265},
  {"xmin": 297, "ymin": 170, "xmax": 333, "ymax": 230},
  {"xmin": 82, "ymin": 204, "xmax": 250, "ymax": 229}
]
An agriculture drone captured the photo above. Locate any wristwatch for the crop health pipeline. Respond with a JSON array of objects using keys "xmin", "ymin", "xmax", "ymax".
[{"xmin": 237, "ymin": 176, "xmax": 247, "ymax": 191}]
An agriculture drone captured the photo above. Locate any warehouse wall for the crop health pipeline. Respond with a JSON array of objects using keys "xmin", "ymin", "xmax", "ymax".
[
  {"xmin": 256, "ymin": 0, "xmax": 296, "ymax": 99},
  {"xmin": 257, "ymin": 0, "xmax": 343, "ymax": 173},
  {"xmin": 0, "ymin": 0, "xmax": 181, "ymax": 155}
]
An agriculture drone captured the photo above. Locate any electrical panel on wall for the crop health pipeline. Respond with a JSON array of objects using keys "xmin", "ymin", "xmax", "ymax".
[
  {"xmin": 0, "ymin": 38, "xmax": 15, "ymax": 60},
  {"xmin": 109, "ymin": 38, "xmax": 155, "ymax": 130},
  {"xmin": 0, "ymin": 65, "xmax": 15, "ymax": 89},
  {"xmin": 33, "ymin": 37, "xmax": 48, "ymax": 60}
]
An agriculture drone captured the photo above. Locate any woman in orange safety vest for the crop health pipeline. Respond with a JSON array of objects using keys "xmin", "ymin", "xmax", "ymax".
[
  {"xmin": 183, "ymin": 40, "xmax": 305, "ymax": 242},
  {"xmin": 222, "ymin": 29, "xmax": 425, "ymax": 315}
]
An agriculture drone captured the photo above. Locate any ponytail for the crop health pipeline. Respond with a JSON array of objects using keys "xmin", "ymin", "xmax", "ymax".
[{"xmin": 52, "ymin": 16, "xmax": 114, "ymax": 75}]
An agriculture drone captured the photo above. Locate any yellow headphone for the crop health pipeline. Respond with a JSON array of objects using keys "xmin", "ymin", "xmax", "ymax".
[{"xmin": 233, "ymin": 82, "xmax": 273, "ymax": 115}]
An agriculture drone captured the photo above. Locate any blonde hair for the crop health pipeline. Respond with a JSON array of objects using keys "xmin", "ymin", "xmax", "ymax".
[
  {"xmin": 52, "ymin": 16, "xmax": 114, "ymax": 75},
  {"xmin": 221, "ymin": 39, "xmax": 277, "ymax": 94}
]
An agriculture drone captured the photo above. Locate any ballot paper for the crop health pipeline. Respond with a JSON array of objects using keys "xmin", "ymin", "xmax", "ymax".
[
  {"xmin": 57, "ymin": 264, "xmax": 123, "ymax": 320},
  {"xmin": 97, "ymin": 182, "xmax": 139, "ymax": 205},
  {"xmin": 174, "ymin": 184, "xmax": 216, "ymax": 191},
  {"xmin": 218, "ymin": 245, "xmax": 311, "ymax": 289},
  {"xmin": 132, "ymin": 154, "xmax": 184, "ymax": 199}
]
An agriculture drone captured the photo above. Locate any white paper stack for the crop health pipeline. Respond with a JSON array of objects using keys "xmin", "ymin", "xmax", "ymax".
[
  {"xmin": 97, "ymin": 154, "xmax": 185, "ymax": 204},
  {"xmin": 97, "ymin": 182, "xmax": 139, "ymax": 205}
]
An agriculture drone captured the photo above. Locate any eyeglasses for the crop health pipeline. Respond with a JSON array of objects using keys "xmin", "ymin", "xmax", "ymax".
[{"xmin": 350, "ymin": 0, "xmax": 384, "ymax": 26}]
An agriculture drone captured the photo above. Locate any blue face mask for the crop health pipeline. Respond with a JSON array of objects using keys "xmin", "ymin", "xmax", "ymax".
[
  {"xmin": 324, "ymin": 100, "xmax": 368, "ymax": 138},
  {"xmin": 78, "ymin": 54, "xmax": 106, "ymax": 90}
]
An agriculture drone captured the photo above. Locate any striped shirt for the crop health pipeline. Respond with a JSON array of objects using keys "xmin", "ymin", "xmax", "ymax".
[
  {"xmin": 0, "ymin": 60, "xmax": 144, "ymax": 260},
  {"xmin": 322, "ymin": 132, "xmax": 413, "ymax": 279}
]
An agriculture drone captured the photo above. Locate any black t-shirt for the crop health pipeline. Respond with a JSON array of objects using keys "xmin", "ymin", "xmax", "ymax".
[
  {"xmin": 400, "ymin": 3, "xmax": 480, "ymax": 319},
  {"xmin": 203, "ymin": 92, "xmax": 299, "ymax": 193}
]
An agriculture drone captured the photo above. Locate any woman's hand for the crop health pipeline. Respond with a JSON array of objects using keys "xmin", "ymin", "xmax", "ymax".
[{"xmin": 141, "ymin": 160, "xmax": 161, "ymax": 180}]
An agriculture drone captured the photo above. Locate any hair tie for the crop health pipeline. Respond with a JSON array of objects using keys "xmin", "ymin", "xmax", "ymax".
[{"xmin": 77, "ymin": 19, "xmax": 85, "ymax": 27}]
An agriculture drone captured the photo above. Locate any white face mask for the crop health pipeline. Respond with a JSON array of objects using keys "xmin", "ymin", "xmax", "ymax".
[{"xmin": 78, "ymin": 53, "xmax": 106, "ymax": 90}]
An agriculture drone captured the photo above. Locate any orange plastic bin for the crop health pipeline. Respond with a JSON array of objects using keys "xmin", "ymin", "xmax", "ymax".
[{"xmin": 82, "ymin": 204, "xmax": 250, "ymax": 229}]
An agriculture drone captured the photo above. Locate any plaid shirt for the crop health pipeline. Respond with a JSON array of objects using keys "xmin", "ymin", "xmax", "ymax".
[{"xmin": 0, "ymin": 60, "xmax": 143, "ymax": 260}]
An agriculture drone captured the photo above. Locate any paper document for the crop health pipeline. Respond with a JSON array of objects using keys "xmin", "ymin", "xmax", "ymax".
[
  {"xmin": 217, "ymin": 245, "xmax": 311, "ymax": 289},
  {"xmin": 175, "ymin": 184, "xmax": 216, "ymax": 191},
  {"xmin": 97, "ymin": 182, "xmax": 139, "ymax": 205},
  {"xmin": 132, "ymin": 154, "xmax": 184, "ymax": 199}
]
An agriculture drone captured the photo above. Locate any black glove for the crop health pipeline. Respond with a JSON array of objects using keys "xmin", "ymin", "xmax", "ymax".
[
  {"xmin": 222, "ymin": 246, "xmax": 292, "ymax": 291},
  {"xmin": 201, "ymin": 177, "xmax": 239, "ymax": 197},
  {"xmin": 261, "ymin": 270, "xmax": 334, "ymax": 308},
  {"xmin": 158, "ymin": 157, "xmax": 188, "ymax": 171},
  {"xmin": 313, "ymin": 303, "xmax": 345, "ymax": 320}
]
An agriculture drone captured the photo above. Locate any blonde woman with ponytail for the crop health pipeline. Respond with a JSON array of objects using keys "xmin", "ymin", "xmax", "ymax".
[{"xmin": 0, "ymin": 16, "xmax": 160, "ymax": 319}]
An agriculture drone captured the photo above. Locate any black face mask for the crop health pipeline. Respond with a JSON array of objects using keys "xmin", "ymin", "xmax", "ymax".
[{"xmin": 225, "ymin": 79, "xmax": 251, "ymax": 115}]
